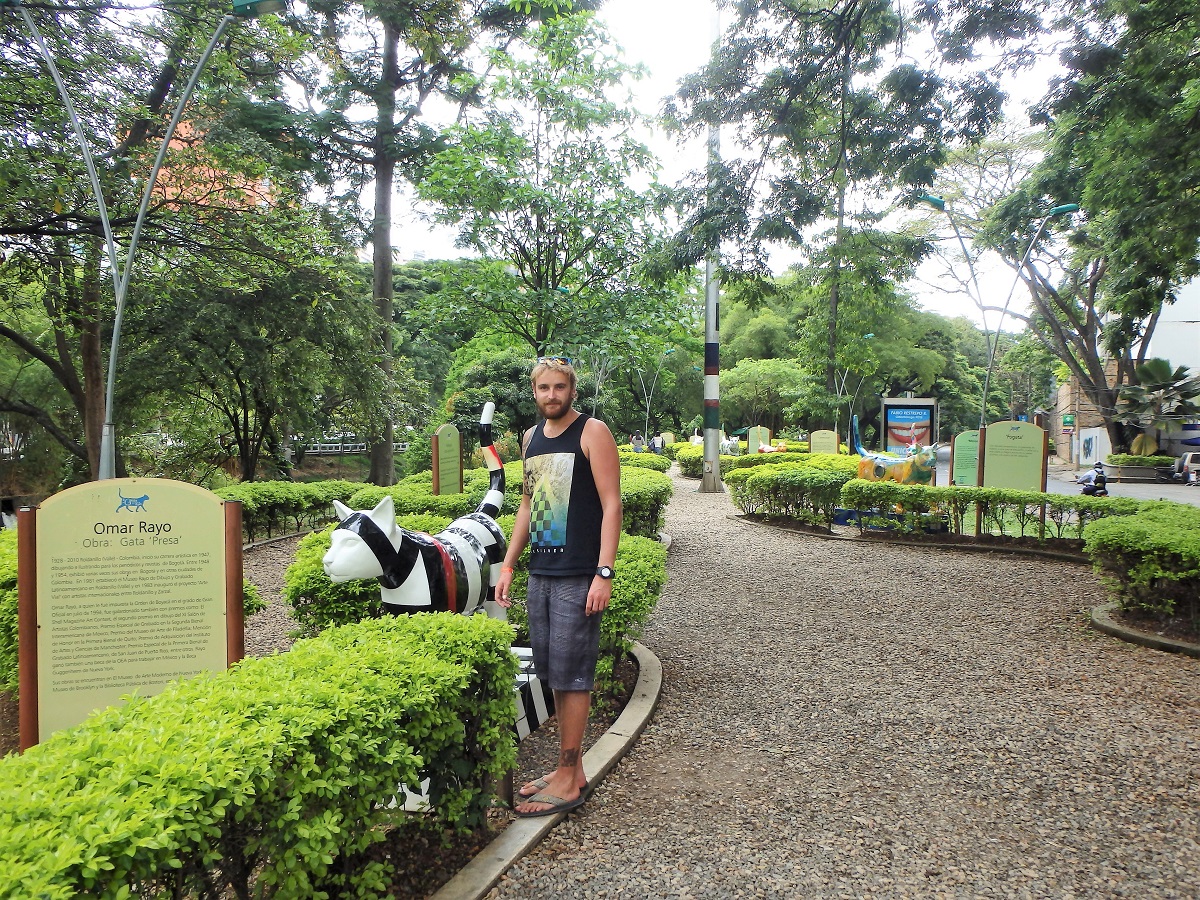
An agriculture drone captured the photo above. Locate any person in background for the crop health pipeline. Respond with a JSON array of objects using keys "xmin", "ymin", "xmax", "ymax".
[
  {"xmin": 649, "ymin": 432, "xmax": 664, "ymax": 454},
  {"xmin": 496, "ymin": 357, "xmax": 622, "ymax": 817},
  {"xmin": 630, "ymin": 432, "xmax": 645, "ymax": 452}
]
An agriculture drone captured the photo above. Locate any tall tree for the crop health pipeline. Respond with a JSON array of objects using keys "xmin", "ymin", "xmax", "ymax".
[
  {"xmin": 665, "ymin": 0, "xmax": 1023, "ymax": 406},
  {"xmin": 415, "ymin": 11, "xmax": 675, "ymax": 356},
  {"xmin": 0, "ymin": 2, "xmax": 322, "ymax": 478},
  {"xmin": 286, "ymin": 1, "xmax": 583, "ymax": 484}
]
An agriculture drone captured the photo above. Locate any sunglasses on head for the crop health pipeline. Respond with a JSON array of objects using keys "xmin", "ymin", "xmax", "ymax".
[{"xmin": 536, "ymin": 356, "xmax": 572, "ymax": 366}]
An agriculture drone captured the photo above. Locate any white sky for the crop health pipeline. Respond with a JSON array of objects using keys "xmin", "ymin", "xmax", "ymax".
[{"xmin": 396, "ymin": 0, "xmax": 1064, "ymax": 333}]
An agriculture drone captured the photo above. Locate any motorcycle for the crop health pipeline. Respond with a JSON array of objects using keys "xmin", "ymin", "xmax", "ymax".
[{"xmin": 1076, "ymin": 471, "xmax": 1109, "ymax": 497}]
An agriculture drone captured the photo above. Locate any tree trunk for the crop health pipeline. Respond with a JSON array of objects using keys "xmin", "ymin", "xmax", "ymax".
[{"xmin": 367, "ymin": 24, "xmax": 399, "ymax": 487}]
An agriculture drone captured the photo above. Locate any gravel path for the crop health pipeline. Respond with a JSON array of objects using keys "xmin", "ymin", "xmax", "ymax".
[{"xmin": 488, "ymin": 469, "xmax": 1200, "ymax": 899}]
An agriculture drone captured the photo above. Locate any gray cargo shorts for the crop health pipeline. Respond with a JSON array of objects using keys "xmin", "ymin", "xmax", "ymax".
[{"xmin": 526, "ymin": 574, "xmax": 603, "ymax": 692}]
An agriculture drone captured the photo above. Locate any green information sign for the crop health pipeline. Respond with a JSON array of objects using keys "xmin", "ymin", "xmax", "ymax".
[
  {"xmin": 747, "ymin": 425, "xmax": 771, "ymax": 454},
  {"xmin": 34, "ymin": 478, "xmax": 228, "ymax": 741},
  {"xmin": 951, "ymin": 430, "xmax": 980, "ymax": 487},
  {"xmin": 1062, "ymin": 414, "xmax": 1076, "ymax": 426},
  {"xmin": 432, "ymin": 423, "xmax": 463, "ymax": 495},
  {"xmin": 981, "ymin": 421, "xmax": 1047, "ymax": 490},
  {"xmin": 809, "ymin": 429, "xmax": 839, "ymax": 454}
]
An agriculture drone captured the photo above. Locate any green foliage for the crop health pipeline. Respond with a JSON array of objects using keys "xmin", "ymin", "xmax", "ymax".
[
  {"xmin": 836, "ymin": 479, "xmax": 1142, "ymax": 541},
  {"xmin": 617, "ymin": 450, "xmax": 671, "ymax": 472},
  {"xmin": 1084, "ymin": 502, "xmax": 1200, "ymax": 622},
  {"xmin": 618, "ymin": 468, "xmax": 672, "ymax": 538},
  {"xmin": 242, "ymin": 579, "xmax": 267, "ymax": 619},
  {"xmin": 0, "ymin": 530, "xmax": 16, "ymax": 695},
  {"xmin": 0, "ymin": 614, "xmax": 517, "ymax": 897},
  {"xmin": 726, "ymin": 462, "xmax": 857, "ymax": 526},
  {"xmin": 218, "ymin": 479, "xmax": 366, "ymax": 543},
  {"xmin": 416, "ymin": 13, "xmax": 676, "ymax": 356},
  {"xmin": 1105, "ymin": 454, "xmax": 1178, "ymax": 467}
]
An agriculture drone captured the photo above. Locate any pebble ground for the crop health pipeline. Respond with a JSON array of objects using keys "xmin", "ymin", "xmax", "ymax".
[{"xmin": 487, "ymin": 469, "xmax": 1200, "ymax": 899}]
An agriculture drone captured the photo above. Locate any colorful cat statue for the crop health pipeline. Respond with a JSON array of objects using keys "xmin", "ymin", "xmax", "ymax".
[
  {"xmin": 323, "ymin": 403, "xmax": 507, "ymax": 618},
  {"xmin": 849, "ymin": 414, "xmax": 938, "ymax": 485}
]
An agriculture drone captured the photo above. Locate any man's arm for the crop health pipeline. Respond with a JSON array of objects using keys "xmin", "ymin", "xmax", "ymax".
[{"xmin": 582, "ymin": 417, "xmax": 622, "ymax": 616}]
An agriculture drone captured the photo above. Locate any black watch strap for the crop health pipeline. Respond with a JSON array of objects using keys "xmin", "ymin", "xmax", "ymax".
[{"xmin": 595, "ymin": 565, "xmax": 614, "ymax": 579}]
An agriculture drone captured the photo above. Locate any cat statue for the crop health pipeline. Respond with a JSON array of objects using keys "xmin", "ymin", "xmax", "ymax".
[{"xmin": 323, "ymin": 403, "xmax": 508, "ymax": 619}]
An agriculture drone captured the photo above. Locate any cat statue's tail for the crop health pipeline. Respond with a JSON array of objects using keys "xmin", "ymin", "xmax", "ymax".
[{"xmin": 477, "ymin": 401, "xmax": 505, "ymax": 518}]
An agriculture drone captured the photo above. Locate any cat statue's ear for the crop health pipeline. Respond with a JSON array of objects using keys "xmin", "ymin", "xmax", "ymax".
[
  {"xmin": 369, "ymin": 495, "xmax": 396, "ymax": 529},
  {"xmin": 333, "ymin": 499, "xmax": 354, "ymax": 522}
]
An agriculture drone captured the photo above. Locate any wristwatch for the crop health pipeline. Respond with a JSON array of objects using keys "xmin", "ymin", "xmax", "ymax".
[{"xmin": 595, "ymin": 565, "xmax": 614, "ymax": 579}]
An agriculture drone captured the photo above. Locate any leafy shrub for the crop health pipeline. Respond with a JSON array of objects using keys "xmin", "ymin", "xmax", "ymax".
[
  {"xmin": 617, "ymin": 450, "xmax": 671, "ymax": 472},
  {"xmin": 0, "ymin": 530, "xmax": 15, "ymax": 695},
  {"xmin": 1083, "ymin": 501, "xmax": 1200, "ymax": 622},
  {"xmin": 1105, "ymin": 454, "xmax": 1178, "ymax": 467},
  {"xmin": 0, "ymin": 613, "xmax": 517, "ymax": 898},
  {"xmin": 619, "ymin": 467, "xmax": 673, "ymax": 537},
  {"xmin": 218, "ymin": 479, "xmax": 365, "ymax": 542},
  {"xmin": 728, "ymin": 463, "xmax": 855, "ymax": 525}
]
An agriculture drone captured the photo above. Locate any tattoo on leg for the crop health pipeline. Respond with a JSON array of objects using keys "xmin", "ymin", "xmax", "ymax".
[{"xmin": 559, "ymin": 748, "xmax": 580, "ymax": 767}]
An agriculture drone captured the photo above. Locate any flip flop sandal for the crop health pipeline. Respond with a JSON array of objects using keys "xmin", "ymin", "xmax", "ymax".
[
  {"xmin": 517, "ymin": 777, "xmax": 550, "ymax": 798},
  {"xmin": 514, "ymin": 792, "xmax": 585, "ymax": 818}
]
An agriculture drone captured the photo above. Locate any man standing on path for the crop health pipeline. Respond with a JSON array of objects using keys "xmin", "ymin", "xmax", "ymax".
[{"xmin": 496, "ymin": 356, "xmax": 622, "ymax": 817}]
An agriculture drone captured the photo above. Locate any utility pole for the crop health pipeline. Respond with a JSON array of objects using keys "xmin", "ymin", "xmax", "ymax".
[{"xmin": 699, "ymin": 5, "xmax": 724, "ymax": 493}]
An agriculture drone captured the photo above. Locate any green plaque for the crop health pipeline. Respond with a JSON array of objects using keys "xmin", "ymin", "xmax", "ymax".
[
  {"xmin": 432, "ymin": 423, "xmax": 463, "ymax": 495},
  {"xmin": 747, "ymin": 425, "xmax": 771, "ymax": 454},
  {"xmin": 1062, "ymin": 414, "xmax": 1075, "ymax": 426},
  {"xmin": 951, "ymin": 430, "xmax": 980, "ymax": 487},
  {"xmin": 809, "ymin": 429, "xmax": 839, "ymax": 454},
  {"xmin": 981, "ymin": 421, "xmax": 1046, "ymax": 490},
  {"xmin": 35, "ymin": 478, "xmax": 228, "ymax": 740}
]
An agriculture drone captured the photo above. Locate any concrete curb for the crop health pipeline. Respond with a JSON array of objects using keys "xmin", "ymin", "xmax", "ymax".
[
  {"xmin": 429, "ymin": 641, "xmax": 664, "ymax": 900},
  {"xmin": 1090, "ymin": 602, "xmax": 1200, "ymax": 659}
]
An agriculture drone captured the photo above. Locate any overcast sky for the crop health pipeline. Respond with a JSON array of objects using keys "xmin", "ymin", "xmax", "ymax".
[{"xmin": 397, "ymin": 1, "xmax": 1062, "ymax": 332}]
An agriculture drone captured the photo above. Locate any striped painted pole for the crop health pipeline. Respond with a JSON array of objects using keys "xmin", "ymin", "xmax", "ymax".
[{"xmin": 699, "ymin": 55, "xmax": 724, "ymax": 494}]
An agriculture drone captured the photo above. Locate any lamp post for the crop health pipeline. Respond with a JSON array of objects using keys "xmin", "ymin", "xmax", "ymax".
[
  {"xmin": 833, "ymin": 333, "xmax": 874, "ymax": 442},
  {"xmin": 5, "ymin": 0, "xmax": 288, "ymax": 479},
  {"xmin": 637, "ymin": 347, "xmax": 675, "ymax": 438},
  {"xmin": 980, "ymin": 203, "xmax": 1079, "ymax": 427},
  {"xmin": 921, "ymin": 194, "xmax": 988, "ymax": 420}
]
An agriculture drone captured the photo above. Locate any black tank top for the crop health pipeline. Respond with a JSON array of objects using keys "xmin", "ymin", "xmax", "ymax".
[{"xmin": 523, "ymin": 412, "xmax": 603, "ymax": 576}]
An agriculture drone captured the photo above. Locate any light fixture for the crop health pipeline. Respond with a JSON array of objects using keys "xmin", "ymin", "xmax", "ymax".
[{"xmin": 233, "ymin": 0, "xmax": 287, "ymax": 16}]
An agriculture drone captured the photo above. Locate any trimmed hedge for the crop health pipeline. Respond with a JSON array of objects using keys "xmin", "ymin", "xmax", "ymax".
[
  {"xmin": 617, "ymin": 449, "xmax": 671, "ymax": 472},
  {"xmin": 0, "ymin": 613, "xmax": 517, "ymax": 899},
  {"xmin": 837, "ymin": 479, "xmax": 1142, "ymax": 540},
  {"xmin": 619, "ymin": 467, "xmax": 672, "ymax": 537},
  {"xmin": 726, "ymin": 463, "xmax": 856, "ymax": 526},
  {"xmin": 1084, "ymin": 501, "xmax": 1200, "ymax": 621},
  {"xmin": 1105, "ymin": 454, "xmax": 1177, "ymax": 467},
  {"xmin": 217, "ymin": 479, "xmax": 365, "ymax": 543}
]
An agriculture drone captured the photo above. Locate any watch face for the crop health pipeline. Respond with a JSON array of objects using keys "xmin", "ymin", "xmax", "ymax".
[{"xmin": 597, "ymin": 566, "xmax": 614, "ymax": 579}]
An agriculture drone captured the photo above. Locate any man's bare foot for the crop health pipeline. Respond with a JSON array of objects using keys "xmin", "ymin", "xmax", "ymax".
[{"xmin": 518, "ymin": 771, "xmax": 587, "ymax": 798}]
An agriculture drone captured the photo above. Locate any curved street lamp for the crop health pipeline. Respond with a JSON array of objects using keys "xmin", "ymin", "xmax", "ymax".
[
  {"xmin": 5, "ymin": 0, "xmax": 288, "ymax": 479},
  {"xmin": 980, "ymin": 203, "xmax": 1080, "ymax": 427}
]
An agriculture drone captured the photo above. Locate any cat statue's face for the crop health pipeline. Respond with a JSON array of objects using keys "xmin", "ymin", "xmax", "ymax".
[{"xmin": 322, "ymin": 496, "xmax": 395, "ymax": 583}]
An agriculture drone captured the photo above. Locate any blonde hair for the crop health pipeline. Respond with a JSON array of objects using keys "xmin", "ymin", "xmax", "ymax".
[{"xmin": 530, "ymin": 357, "xmax": 577, "ymax": 391}]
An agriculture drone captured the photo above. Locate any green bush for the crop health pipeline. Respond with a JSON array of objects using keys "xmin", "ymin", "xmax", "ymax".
[
  {"xmin": 218, "ymin": 479, "xmax": 366, "ymax": 543},
  {"xmin": 1105, "ymin": 454, "xmax": 1178, "ymax": 467},
  {"xmin": 345, "ymin": 461, "xmax": 525, "ymax": 521},
  {"xmin": 0, "ymin": 613, "xmax": 517, "ymax": 899},
  {"xmin": 838, "ymin": 479, "xmax": 1143, "ymax": 539},
  {"xmin": 1084, "ymin": 501, "xmax": 1200, "ymax": 622},
  {"xmin": 0, "ymin": 530, "xmax": 16, "ymax": 695},
  {"xmin": 617, "ymin": 449, "xmax": 671, "ymax": 472},
  {"xmin": 727, "ymin": 463, "xmax": 856, "ymax": 525},
  {"xmin": 619, "ymin": 467, "xmax": 673, "ymax": 537}
]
